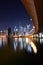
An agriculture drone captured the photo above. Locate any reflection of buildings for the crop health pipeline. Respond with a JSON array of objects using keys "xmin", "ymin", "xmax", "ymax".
[
  {"xmin": 0, "ymin": 31, "xmax": 7, "ymax": 46},
  {"xmin": 19, "ymin": 34, "xmax": 23, "ymax": 50},
  {"xmin": 0, "ymin": 26, "xmax": 43, "ymax": 53},
  {"xmin": 0, "ymin": 38, "xmax": 2, "ymax": 47},
  {"xmin": 8, "ymin": 27, "xmax": 12, "ymax": 46}
]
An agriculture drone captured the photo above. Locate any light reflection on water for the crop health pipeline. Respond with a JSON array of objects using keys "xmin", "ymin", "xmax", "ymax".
[
  {"xmin": 13, "ymin": 37, "xmax": 32, "ymax": 53},
  {"xmin": 19, "ymin": 37, "xmax": 23, "ymax": 50},
  {"xmin": 40, "ymin": 38, "xmax": 43, "ymax": 44},
  {"xmin": 26, "ymin": 44, "xmax": 32, "ymax": 52},
  {"xmin": 0, "ymin": 36, "xmax": 43, "ymax": 53},
  {"xmin": 13, "ymin": 42, "xmax": 17, "ymax": 51},
  {"xmin": 0, "ymin": 38, "xmax": 2, "ymax": 47}
]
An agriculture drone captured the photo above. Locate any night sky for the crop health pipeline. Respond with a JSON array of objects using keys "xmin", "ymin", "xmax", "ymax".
[{"xmin": 0, "ymin": 0, "xmax": 33, "ymax": 31}]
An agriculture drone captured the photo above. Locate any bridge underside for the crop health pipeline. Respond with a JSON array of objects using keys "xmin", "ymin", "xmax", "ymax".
[
  {"xmin": 21, "ymin": 0, "xmax": 38, "ymax": 33},
  {"xmin": 34, "ymin": 0, "xmax": 43, "ymax": 32},
  {"xmin": 21, "ymin": 0, "xmax": 43, "ymax": 32}
]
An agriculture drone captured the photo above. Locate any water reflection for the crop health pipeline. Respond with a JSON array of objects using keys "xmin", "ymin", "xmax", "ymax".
[
  {"xmin": 40, "ymin": 38, "xmax": 43, "ymax": 44},
  {"xmin": 13, "ymin": 42, "xmax": 17, "ymax": 51},
  {"xmin": 2, "ymin": 36, "xmax": 7, "ymax": 46},
  {"xmin": 26, "ymin": 44, "xmax": 32, "ymax": 52},
  {"xmin": 19, "ymin": 37, "xmax": 23, "ymax": 50},
  {"xmin": 26, "ymin": 38, "xmax": 32, "ymax": 52},
  {"xmin": 0, "ymin": 34, "xmax": 43, "ymax": 53},
  {"xmin": 13, "ymin": 37, "xmax": 32, "ymax": 52},
  {"xmin": 0, "ymin": 38, "xmax": 2, "ymax": 47},
  {"xmin": 0, "ymin": 36, "xmax": 37, "ymax": 53}
]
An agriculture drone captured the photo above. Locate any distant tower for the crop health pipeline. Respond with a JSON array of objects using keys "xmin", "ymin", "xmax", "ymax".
[
  {"xmin": 19, "ymin": 26, "xmax": 23, "ymax": 35},
  {"xmin": 27, "ymin": 24, "xmax": 30, "ymax": 33},
  {"xmin": 24, "ymin": 26, "xmax": 26, "ymax": 33}
]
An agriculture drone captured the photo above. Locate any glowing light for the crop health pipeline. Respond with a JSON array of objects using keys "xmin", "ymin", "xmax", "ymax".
[
  {"xmin": 33, "ymin": 34, "xmax": 38, "ymax": 38},
  {"xmin": 33, "ymin": 26, "xmax": 35, "ymax": 29},
  {"xmin": 13, "ymin": 42, "xmax": 17, "ymax": 51},
  {"xmin": 28, "ymin": 39, "xmax": 37, "ymax": 54},
  {"xmin": 42, "ymin": 34, "xmax": 43, "ymax": 37},
  {"xmin": 2, "ymin": 36, "xmax": 7, "ymax": 46},
  {"xmin": 41, "ymin": 39, "xmax": 43, "ymax": 43},
  {"xmin": 27, "ymin": 44, "xmax": 32, "ymax": 52},
  {"xmin": 27, "ymin": 24, "xmax": 30, "ymax": 29},
  {"xmin": 19, "ymin": 37, "xmax": 23, "ymax": 50},
  {"xmin": 24, "ymin": 43, "xmax": 26, "ymax": 49},
  {"xmin": 15, "ymin": 35, "xmax": 18, "ymax": 42},
  {"xmin": 0, "ymin": 35, "xmax": 7, "ymax": 46},
  {"xmin": 39, "ymin": 33, "xmax": 42, "ymax": 38},
  {"xmin": 23, "ymin": 38, "xmax": 26, "ymax": 49},
  {"xmin": 26, "ymin": 38, "xmax": 37, "ymax": 53},
  {"xmin": 28, "ymin": 27, "xmax": 35, "ymax": 34},
  {"xmin": 19, "ymin": 34, "xmax": 23, "ymax": 49},
  {"xmin": 40, "ymin": 38, "xmax": 43, "ymax": 44},
  {"xmin": 26, "ymin": 38, "xmax": 28, "ymax": 43},
  {"xmin": 26, "ymin": 38, "xmax": 32, "ymax": 52},
  {"xmin": 30, "ymin": 18, "xmax": 32, "ymax": 21},
  {"xmin": 13, "ymin": 35, "xmax": 18, "ymax": 51}
]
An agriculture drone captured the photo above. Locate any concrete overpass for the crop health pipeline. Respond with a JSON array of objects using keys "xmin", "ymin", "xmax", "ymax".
[
  {"xmin": 21, "ymin": 0, "xmax": 43, "ymax": 32},
  {"xmin": 21, "ymin": 0, "xmax": 38, "ymax": 33},
  {"xmin": 34, "ymin": 0, "xmax": 43, "ymax": 32}
]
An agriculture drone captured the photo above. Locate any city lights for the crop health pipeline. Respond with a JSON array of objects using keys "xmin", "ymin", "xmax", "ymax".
[
  {"xmin": 27, "ymin": 44, "xmax": 32, "ymax": 52},
  {"xmin": 14, "ymin": 42, "xmax": 17, "ymax": 51},
  {"xmin": 0, "ymin": 25, "xmax": 43, "ymax": 54},
  {"xmin": 19, "ymin": 34, "xmax": 23, "ymax": 50}
]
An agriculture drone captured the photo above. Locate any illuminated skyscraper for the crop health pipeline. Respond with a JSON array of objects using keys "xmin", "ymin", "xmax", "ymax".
[
  {"xmin": 26, "ymin": 24, "xmax": 30, "ymax": 33},
  {"xmin": 19, "ymin": 26, "xmax": 23, "ymax": 35},
  {"xmin": 24, "ymin": 26, "xmax": 26, "ymax": 33}
]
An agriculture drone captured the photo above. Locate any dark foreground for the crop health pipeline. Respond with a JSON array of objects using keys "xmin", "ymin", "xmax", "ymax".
[{"xmin": 0, "ymin": 42, "xmax": 43, "ymax": 65}]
